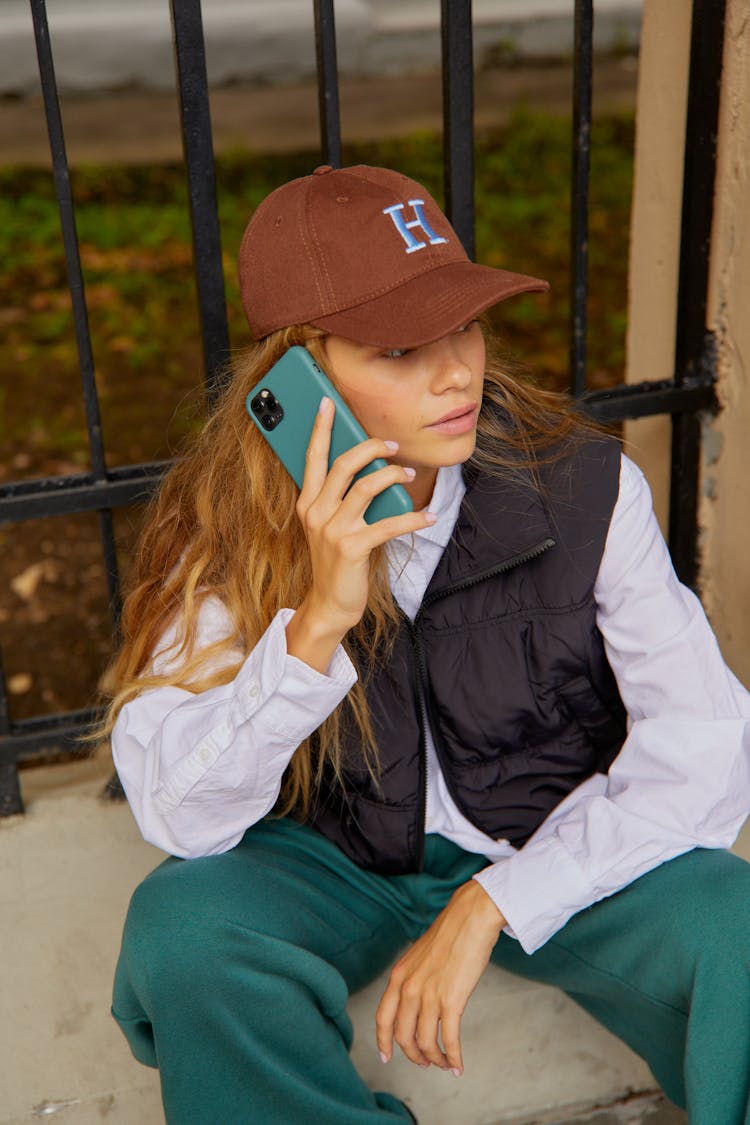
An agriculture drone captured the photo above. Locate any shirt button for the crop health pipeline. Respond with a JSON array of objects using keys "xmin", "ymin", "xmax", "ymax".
[
  {"xmin": 495, "ymin": 837, "xmax": 509, "ymax": 846},
  {"xmin": 198, "ymin": 747, "xmax": 211, "ymax": 762},
  {"xmin": 248, "ymin": 682, "xmax": 261, "ymax": 700}
]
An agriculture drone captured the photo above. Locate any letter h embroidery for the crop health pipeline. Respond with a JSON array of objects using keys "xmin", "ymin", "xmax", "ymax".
[{"xmin": 382, "ymin": 200, "xmax": 448, "ymax": 254}]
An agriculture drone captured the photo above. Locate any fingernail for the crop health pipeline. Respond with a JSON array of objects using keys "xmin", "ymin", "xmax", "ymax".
[
  {"xmin": 451, "ymin": 1067, "xmax": 462, "ymax": 1078},
  {"xmin": 383, "ymin": 440, "xmax": 399, "ymax": 452},
  {"xmin": 318, "ymin": 396, "xmax": 330, "ymax": 414},
  {"xmin": 379, "ymin": 1051, "xmax": 388, "ymax": 1065},
  {"xmin": 403, "ymin": 467, "xmax": 416, "ymax": 479},
  {"xmin": 419, "ymin": 1062, "xmax": 430, "ymax": 1069},
  {"xmin": 424, "ymin": 510, "xmax": 437, "ymax": 523}
]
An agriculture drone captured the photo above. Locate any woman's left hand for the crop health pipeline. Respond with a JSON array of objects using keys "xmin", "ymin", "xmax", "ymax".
[{"xmin": 375, "ymin": 880, "xmax": 506, "ymax": 1076}]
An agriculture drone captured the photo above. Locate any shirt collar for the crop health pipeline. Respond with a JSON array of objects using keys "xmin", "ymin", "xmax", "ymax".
[{"xmin": 393, "ymin": 463, "xmax": 466, "ymax": 552}]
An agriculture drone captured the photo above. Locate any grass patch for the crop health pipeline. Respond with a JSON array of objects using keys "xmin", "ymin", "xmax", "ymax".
[{"xmin": 0, "ymin": 107, "xmax": 634, "ymax": 478}]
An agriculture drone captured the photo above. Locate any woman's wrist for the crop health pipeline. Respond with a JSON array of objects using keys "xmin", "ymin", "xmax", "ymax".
[
  {"xmin": 285, "ymin": 597, "xmax": 350, "ymax": 675},
  {"xmin": 461, "ymin": 879, "xmax": 507, "ymax": 934}
]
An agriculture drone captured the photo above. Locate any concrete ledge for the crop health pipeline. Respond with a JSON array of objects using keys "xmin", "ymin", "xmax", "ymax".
[
  {"xmin": 350, "ymin": 972, "xmax": 654, "ymax": 1124},
  {"xmin": 0, "ymin": 757, "xmax": 164, "ymax": 1125},
  {"xmin": 2, "ymin": 754, "xmax": 746, "ymax": 1124}
]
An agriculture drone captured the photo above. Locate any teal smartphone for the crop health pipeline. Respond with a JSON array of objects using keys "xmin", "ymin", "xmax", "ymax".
[{"xmin": 245, "ymin": 346, "xmax": 414, "ymax": 525}]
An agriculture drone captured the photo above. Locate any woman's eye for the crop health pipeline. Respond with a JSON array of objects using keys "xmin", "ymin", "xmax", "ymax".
[{"xmin": 382, "ymin": 347, "xmax": 409, "ymax": 359}]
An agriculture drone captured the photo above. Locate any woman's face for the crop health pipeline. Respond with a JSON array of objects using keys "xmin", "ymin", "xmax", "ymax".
[{"xmin": 321, "ymin": 321, "xmax": 486, "ymax": 510}]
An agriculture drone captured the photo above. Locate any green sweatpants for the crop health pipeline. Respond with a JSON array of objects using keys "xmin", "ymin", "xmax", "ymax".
[{"xmin": 112, "ymin": 818, "xmax": 750, "ymax": 1124}]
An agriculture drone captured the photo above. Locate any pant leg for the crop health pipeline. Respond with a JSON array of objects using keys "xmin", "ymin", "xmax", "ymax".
[
  {"xmin": 490, "ymin": 849, "xmax": 750, "ymax": 1125},
  {"xmin": 113, "ymin": 817, "xmax": 425, "ymax": 1125}
]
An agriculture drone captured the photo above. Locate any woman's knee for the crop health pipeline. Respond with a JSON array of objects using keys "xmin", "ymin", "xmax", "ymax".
[
  {"xmin": 122, "ymin": 852, "xmax": 255, "ymax": 987},
  {"xmin": 672, "ymin": 850, "xmax": 750, "ymax": 931},
  {"xmin": 646, "ymin": 849, "xmax": 750, "ymax": 976}
]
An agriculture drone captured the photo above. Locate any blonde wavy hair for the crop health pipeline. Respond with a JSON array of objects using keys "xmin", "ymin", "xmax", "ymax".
[{"xmin": 99, "ymin": 321, "xmax": 595, "ymax": 819}]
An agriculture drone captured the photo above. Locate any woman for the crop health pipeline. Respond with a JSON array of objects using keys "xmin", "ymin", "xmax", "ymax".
[{"xmin": 107, "ymin": 165, "xmax": 750, "ymax": 1124}]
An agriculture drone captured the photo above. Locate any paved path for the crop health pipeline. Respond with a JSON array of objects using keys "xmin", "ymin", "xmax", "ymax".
[
  {"xmin": 3, "ymin": 0, "xmax": 642, "ymax": 98},
  {"xmin": 0, "ymin": 58, "xmax": 637, "ymax": 167}
]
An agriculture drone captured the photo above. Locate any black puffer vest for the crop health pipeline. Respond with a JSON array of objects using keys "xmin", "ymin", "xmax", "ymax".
[{"xmin": 308, "ymin": 436, "xmax": 627, "ymax": 874}]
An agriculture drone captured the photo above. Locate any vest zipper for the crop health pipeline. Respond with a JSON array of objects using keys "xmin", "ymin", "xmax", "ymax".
[
  {"xmin": 408, "ymin": 629, "xmax": 430, "ymax": 872},
  {"xmin": 408, "ymin": 535, "xmax": 555, "ymax": 870},
  {"xmin": 420, "ymin": 537, "xmax": 556, "ymax": 612}
]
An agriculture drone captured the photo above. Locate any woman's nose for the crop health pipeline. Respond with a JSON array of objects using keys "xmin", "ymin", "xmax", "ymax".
[{"xmin": 428, "ymin": 336, "xmax": 473, "ymax": 390}]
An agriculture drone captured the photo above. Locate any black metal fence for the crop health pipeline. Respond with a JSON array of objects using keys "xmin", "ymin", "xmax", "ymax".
[{"xmin": 0, "ymin": 0, "xmax": 726, "ymax": 815}]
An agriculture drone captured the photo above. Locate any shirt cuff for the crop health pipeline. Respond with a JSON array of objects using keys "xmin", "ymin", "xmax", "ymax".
[
  {"xmin": 148, "ymin": 608, "xmax": 356, "ymax": 813},
  {"xmin": 251, "ymin": 607, "xmax": 358, "ymax": 743},
  {"xmin": 473, "ymin": 836, "xmax": 592, "ymax": 955}
]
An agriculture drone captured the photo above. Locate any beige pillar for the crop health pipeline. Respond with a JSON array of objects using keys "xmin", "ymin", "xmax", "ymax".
[
  {"xmin": 624, "ymin": 0, "xmax": 693, "ymax": 529},
  {"xmin": 699, "ymin": 0, "xmax": 750, "ymax": 683},
  {"xmin": 625, "ymin": 0, "xmax": 750, "ymax": 684}
]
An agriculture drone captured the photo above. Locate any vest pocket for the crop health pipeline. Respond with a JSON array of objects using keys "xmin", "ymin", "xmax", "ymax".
[{"xmin": 556, "ymin": 674, "xmax": 626, "ymax": 767}]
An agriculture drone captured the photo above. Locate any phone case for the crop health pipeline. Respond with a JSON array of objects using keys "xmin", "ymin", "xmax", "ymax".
[{"xmin": 245, "ymin": 346, "xmax": 414, "ymax": 525}]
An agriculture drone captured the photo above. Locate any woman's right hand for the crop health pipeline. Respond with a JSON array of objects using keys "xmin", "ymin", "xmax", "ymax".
[{"xmin": 287, "ymin": 397, "xmax": 435, "ymax": 669}]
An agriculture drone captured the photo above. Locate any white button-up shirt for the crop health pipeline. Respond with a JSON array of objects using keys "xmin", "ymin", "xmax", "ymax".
[{"xmin": 112, "ymin": 455, "xmax": 750, "ymax": 953}]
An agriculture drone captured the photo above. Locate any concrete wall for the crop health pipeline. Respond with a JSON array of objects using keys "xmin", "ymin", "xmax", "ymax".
[
  {"xmin": 623, "ymin": 0, "xmax": 691, "ymax": 529},
  {"xmin": 699, "ymin": 0, "xmax": 750, "ymax": 684},
  {"xmin": 625, "ymin": 0, "xmax": 750, "ymax": 685}
]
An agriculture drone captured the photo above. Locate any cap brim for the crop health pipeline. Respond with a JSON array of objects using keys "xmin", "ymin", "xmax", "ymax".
[{"xmin": 308, "ymin": 260, "xmax": 549, "ymax": 349}]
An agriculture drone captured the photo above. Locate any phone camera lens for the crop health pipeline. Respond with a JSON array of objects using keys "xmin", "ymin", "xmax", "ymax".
[{"xmin": 251, "ymin": 388, "xmax": 282, "ymax": 429}]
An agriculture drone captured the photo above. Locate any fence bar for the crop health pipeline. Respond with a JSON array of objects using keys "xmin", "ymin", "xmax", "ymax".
[
  {"xmin": 30, "ymin": 0, "xmax": 123, "ymax": 626},
  {"xmin": 569, "ymin": 0, "xmax": 593, "ymax": 398},
  {"xmin": 3, "ymin": 0, "xmax": 726, "ymax": 805},
  {"xmin": 170, "ymin": 0, "xmax": 230, "ymax": 403},
  {"xmin": 98, "ymin": 509, "xmax": 123, "ymax": 631},
  {"xmin": 30, "ymin": 0, "xmax": 107, "ymax": 482},
  {"xmin": 0, "ymin": 649, "xmax": 9, "ymax": 741},
  {"xmin": 0, "ymin": 463, "xmax": 169, "ymax": 526},
  {"xmin": 441, "ymin": 0, "xmax": 475, "ymax": 259},
  {"xmin": 314, "ymin": 0, "xmax": 343, "ymax": 167},
  {"xmin": 582, "ymin": 377, "xmax": 716, "ymax": 424},
  {"xmin": 0, "ymin": 647, "xmax": 23, "ymax": 814},
  {"xmin": 668, "ymin": 0, "xmax": 726, "ymax": 587},
  {"xmin": 0, "ymin": 708, "xmax": 102, "ymax": 766},
  {"xmin": 0, "ymin": 764, "xmax": 23, "ymax": 816}
]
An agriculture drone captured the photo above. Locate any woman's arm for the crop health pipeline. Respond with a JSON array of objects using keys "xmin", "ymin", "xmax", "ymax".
[
  {"xmin": 112, "ymin": 598, "xmax": 356, "ymax": 858},
  {"xmin": 376, "ymin": 455, "xmax": 750, "ymax": 1071},
  {"xmin": 115, "ymin": 395, "xmax": 434, "ymax": 859},
  {"xmin": 473, "ymin": 454, "xmax": 750, "ymax": 954},
  {"xmin": 376, "ymin": 879, "xmax": 505, "ymax": 1076}
]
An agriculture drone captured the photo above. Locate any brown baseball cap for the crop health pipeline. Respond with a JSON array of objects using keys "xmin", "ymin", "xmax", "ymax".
[{"xmin": 238, "ymin": 164, "xmax": 549, "ymax": 349}]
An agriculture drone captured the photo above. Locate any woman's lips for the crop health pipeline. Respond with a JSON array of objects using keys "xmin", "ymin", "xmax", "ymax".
[{"xmin": 425, "ymin": 404, "xmax": 477, "ymax": 435}]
